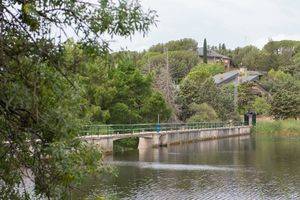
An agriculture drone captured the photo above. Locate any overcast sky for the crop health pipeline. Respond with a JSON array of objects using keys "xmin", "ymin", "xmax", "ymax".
[{"xmin": 109, "ymin": 0, "xmax": 300, "ymax": 52}]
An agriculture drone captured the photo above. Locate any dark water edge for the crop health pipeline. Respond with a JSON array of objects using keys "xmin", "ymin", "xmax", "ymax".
[
  {"xmin": 113, "ymin": 138, "xmax": 139, "ymax": 153},
  {"xmin": 72, "ymin": 134, "xmax": 300, "ymax": 200}
]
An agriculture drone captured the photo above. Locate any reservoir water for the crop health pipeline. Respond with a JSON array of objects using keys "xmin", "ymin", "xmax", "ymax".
[{"xmin": 76, "ymin": 135, "xmax": 300, "ymax": 199}]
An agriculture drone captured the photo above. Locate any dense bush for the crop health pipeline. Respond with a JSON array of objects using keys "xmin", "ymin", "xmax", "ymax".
[
  {"xmin": 187, "ymin": 103, "xmax": 218, "ymax": 122},
  {"xmin": 191, "ymin": 63, "xmax": 225, "ymax": 76}
]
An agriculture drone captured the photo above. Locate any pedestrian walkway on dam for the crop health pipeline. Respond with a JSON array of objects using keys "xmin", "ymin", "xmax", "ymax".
[
  {"xmin": 79, "ymin": 122, "xmax": 251, "ymax": 154},
  {"xmin": 81, "ymin": 122, "xmax": 247, "ymax": 135}
]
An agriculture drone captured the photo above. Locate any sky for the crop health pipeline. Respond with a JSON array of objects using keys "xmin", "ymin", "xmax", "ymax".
[{"xmin": 109, "ymin": 0, "xmax": 300, "ymax": 52}]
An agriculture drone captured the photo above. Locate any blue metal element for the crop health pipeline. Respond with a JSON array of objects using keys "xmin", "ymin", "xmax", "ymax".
[{"xmin": 156, "ymin": 123, "xmax": 161, "ymax": 134}]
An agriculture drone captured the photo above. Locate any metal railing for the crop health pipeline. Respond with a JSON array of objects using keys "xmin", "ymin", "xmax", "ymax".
[{"xmin": 81, "ymin": 121, "xmax": 246, "ymax": 135}]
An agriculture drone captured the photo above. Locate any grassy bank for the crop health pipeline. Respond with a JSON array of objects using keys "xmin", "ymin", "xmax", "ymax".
[{"xmin": 253, "ymin": 119, "xmax": 300, "ymax": 136}]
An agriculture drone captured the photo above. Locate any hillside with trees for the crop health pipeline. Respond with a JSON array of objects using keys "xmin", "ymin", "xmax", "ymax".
[
  {"xmin": 134, "ymin": 38, "xmax": 300, "ymax": 121},
  {"xmin": 231, "ymin": 41, "xmax": 300, "ymax": 119}
]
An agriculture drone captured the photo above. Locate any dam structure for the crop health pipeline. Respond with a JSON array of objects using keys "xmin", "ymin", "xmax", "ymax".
[{"xmin": 80, "ymin": 122, "xmax": 251, "ymax": 154}]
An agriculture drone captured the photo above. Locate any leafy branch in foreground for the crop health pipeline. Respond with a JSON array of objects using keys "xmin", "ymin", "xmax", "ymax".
[{"xmin": 0, "ymin": 0, "xmax": 157, "ymax": 198}]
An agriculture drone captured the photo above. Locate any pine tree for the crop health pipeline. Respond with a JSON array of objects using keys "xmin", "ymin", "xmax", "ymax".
[
  {"xmin": 218, "ymin": 43, "xmax": 222, "ymax": 51},
  {"xmin": 222, "ymin": 43, "xmax": 226, "ymax": 50},
  {"xmin": 203, "ymin": 38, "xmax": 208, "ymax": 64}
]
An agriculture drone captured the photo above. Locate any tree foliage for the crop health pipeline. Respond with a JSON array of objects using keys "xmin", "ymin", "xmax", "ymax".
[
  {"xmin": 203, "ymin": 38, "xmax": 208, "ymax": 64},
  {"xmin": 192, "ymin": 63, "xmax": 225, "ymax": 76},
  {"xmin": 252, "ymin": 97, "xmax": 271, "ymax": 116},
  {"xmin": 232, "ymin": 46, "xmax": 262, "ymax": 69},
  {"xmin": 210, "ymin": 43, "xmax": 232, "ymax": 58},
  {"xmin": 238, "ymin": 83, "xmax": 256, "ymax": 114},
  {"xmin": 178, "ymin": 68, "xmax": 238, "ymax": 121},
  {"xmin": 148, "ymin": 38, "xmax": 198, "ymax": 52},
  {"xmin": 140, "ymin": 50, "xmax": 200, "ymax": 83},
  {"xmin": 141, "ymin": 92, "xmax": 172, "ymax": 123},
  {"xmin": 61, "ymin": 42, "xmax": 172, "ymax": 124},
  {"xmin": 187, "ymin": 103, "xmax": 218, "ymax": 122},
  {"xmin": 168, "ymin": 51, "xmax": 200, "ymax": 83},
  {"xmin": 108, "ymin": 58, "xmax": 171, "ymax": 123},
  {"xmin": 269, "ymin": 77, "xmax": 300, "ymax": 119},
  {"xmin": 259, "ymin": 70, "xmax": 300, "ymax": 119},
  {"xmin": 1, "ymin": 0, "xmax": 157, "ymax": 198},
  {"xmin": 232, "ymin": 40, "xmax": 300, "ymax": 71},
  {"xmin": 270, "ymin": 81, "xmax": 300, "ymax": 119}
]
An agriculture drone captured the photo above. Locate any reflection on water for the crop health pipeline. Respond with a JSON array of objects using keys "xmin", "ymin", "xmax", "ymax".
[
  {"xmin": 74, "ymin": 135, "xmax": 300, "ymax": 199},
  {"xmin": 110, "ymin": 161, "xmax": 243, "ymax": 171}
]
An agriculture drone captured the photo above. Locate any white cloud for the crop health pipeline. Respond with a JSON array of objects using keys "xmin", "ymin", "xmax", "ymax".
[{"xmin": 110, "ymin": 0, "xmax": 300, "ymax": 51}]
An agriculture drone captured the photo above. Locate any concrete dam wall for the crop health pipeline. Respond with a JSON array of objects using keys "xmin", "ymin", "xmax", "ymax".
[{"xmin": 81, "ymin": 126, "xmax": 251, "ymax": 154}]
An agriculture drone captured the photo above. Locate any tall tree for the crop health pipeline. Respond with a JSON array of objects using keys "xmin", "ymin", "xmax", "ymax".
[
  {"xmin": 0, "ymin": 0, "xmax": 157, "ymax": 198},
  {"xmin": 270, "ymin": 81, "xmax": 300, "ymax": 119},
  {"xmin": 259, "ymin": 70, "xmax": 300, "ymax": 119},
  {"xmin": 203, "ymin": 38, "xmax": 208, "ymax": 64},
  {"xmin": 222, "ymin": 43, "xmax": 226, "ymax": 50}
]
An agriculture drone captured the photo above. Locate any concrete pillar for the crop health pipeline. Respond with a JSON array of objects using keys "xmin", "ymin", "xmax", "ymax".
[
  {"xmin": 159, "ymin": 134, "xmax": 168, "ymax": 146},
  {"xmin": 92, "ymin": 138, "xmax": 114, "ymax": 154},
  {"xmin": 152, "ymin": 134, "xmax": 161, "ymax": 147},
  {"xmin": 138, "ymin": 137, "xmax": 153, "ymax": 149}
]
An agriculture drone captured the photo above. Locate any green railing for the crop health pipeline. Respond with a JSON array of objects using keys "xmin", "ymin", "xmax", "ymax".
[{"xmin": 81, "ymin": 121, "xmax": 246, "ymax": 135}]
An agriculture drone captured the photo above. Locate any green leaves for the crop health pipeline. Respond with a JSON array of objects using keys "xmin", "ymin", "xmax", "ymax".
[
  {"xmin": 140, "ymin": 92, "xmax": 171, "ymax": 123},
  {"xmin": 191, "ymin": 63, "xmax": 225, "ymax": 76},
  {"xmin": 59, "ymin": 42, "xmax": 171, "ymax": 125},
  {"xmin": 187, "ymin": 103, "xmax": 218, "ymax": 123},
  {"xmin": 21, "ymin": 2, "xmax": 40, "ymax": 31},
  {"xmin": 252, "ymin": 97, "xmax": 271, "ymax": 115},
  {"xmin": 5, "ymin": 0, "xmax": 157, "ymax": 47},
  {"xmin": 232, "ymin": 40, "xmax": 300, "ymax": 71},
  {"xmin": 258, "ymin": 69, "xmax": 299, "ymax": 119},
  {"xmin": 106, "ymin": 57, "xmax": 170, "ymax": 124},
  {"xmin": 168, "ymin": 51, "xmax": 201, "ymax": 83},
  {"xmin": 149, "ymin": 38, "xmax": 198, "ymax": 53},
  {"xmin": 179, "ymin": 69, "xmax": 237, "ymax": 122},
  {"xmin": 2, "ymin": 0, "xmax": 158, "ymax": 198},
  {"xmin": 270, "ymin": 81, "xmax": 300, "ymax": 119},
  {"xmin": 238, "ymin": 83, "xmax": 256, "ymax": 114}
]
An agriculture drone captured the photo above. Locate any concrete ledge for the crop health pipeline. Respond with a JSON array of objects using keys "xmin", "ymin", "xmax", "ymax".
[
  {"xmin": 161, "ymin": 126, "xmax": 250, "ymax": 147},
  {"xmin": 167, "ymin": 132, "xmax": 249, "ymax": 146}
]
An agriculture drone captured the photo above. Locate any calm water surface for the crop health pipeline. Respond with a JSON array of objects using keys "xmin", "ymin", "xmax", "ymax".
[{"xmin": 77, "ymin": 135, "xmax": 300, "ymax": 199}]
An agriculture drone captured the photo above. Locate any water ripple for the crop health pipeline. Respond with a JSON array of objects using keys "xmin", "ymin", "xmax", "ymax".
[{"xmin": 108, "ymin": 161, "xmax": 246, "ymax": 172}]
